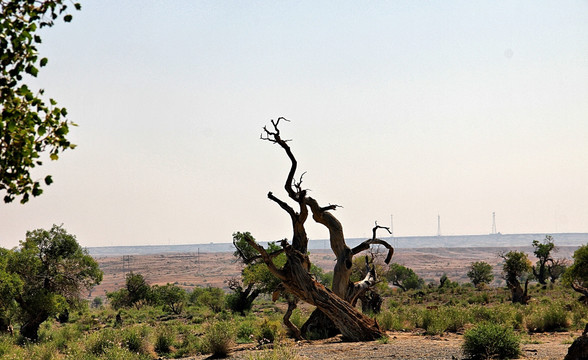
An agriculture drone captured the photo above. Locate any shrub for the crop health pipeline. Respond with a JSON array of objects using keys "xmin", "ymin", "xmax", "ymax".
[
  {"xmin": 154, "ymin": 327, "xmax": 175, "ymax": 355},
  {"xmin": 25, "ymin": 342, "xmax": 59, "ymax": 360},
  {"xmin": 377, "ymin": 311, "xmax": 403, "ymax": 331},
  {"xmin": 237, "ymin": 320, "xmax": 256, "ymax": 343},
  {"xmin": 122, "ymin": 326, "xmax": 151, "ymax": 355},
  {"xmin": 525, "ymin": 305, "xmax": 569, "ymax": 332},
  {"xmin": 203, "ymin": 320, "xmax": 236, "ymax": 357},
  {"xmin": 52, "ymin": 325, "xmax": 83, "ymax": 352},
  {"xmin": 288, "ymin": 308, "xmax": 308, "ymax": 329},
  {"xmin": 86, "ymin": 328, "xmax": 117, "ymax": 356},
  {"xmin": 462, "ymin": 323, "xmax": 521, "ymax": 360},
  {"xmin": 256, "ymin": 319, "xmax": 283, "ymax": 344}
]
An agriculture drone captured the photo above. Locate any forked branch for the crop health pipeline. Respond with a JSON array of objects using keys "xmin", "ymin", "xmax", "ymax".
[{"xmin": 352, "ymin": 223, "xmax": 394, "ymax": 264}]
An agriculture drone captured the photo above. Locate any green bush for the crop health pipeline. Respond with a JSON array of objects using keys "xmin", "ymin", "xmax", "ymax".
[
  {"xmin": 154, "ymin": 327, "xmax": 175, "ymax": 355},
  {"xmin": 237, "ymin": 320, "xmax": 256, "ymax": 343},
  {"xmin": 122, "ymin": 326, "xmax": 151, "ymax": 355},
  {"xmin": 256, "ymin": 319, "xmax": 283, "ymax": 344},
  {"xmin": 86, "ymin": 328, "xmax": 117, "ymax": 356},
  {"xmin": 203, "ymin": 320, "xmax": 236, "ymax": 357},
  {"xmin": 377, "ymin": 311, "xmax": 403, "ymax": 331},
  {"xmin": 463, "ymin": 323, "xmax": 521, "ymax": 360},
  {"xmin": 288, "ymin": 308, "xmax": 308, "ymax": 329},
  {"xmin": 525, "ymin": 305, "xmax": 569, "ymax": 332}
]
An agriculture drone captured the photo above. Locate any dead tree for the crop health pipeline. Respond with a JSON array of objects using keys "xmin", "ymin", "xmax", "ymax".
[{"xmin": 243, "ymin": 118, "xmax": 394, "ymax": 341}]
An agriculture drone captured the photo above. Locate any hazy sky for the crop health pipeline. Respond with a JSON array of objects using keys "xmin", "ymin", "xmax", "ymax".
[{"xmin": 1, "ymin": 1, "xmax": 587, "ymax": 248}]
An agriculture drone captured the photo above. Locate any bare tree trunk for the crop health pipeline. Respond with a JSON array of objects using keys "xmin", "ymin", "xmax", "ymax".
[
  {"xmin": 253, "ymin": 118, "xmax": 394, "ymax": 341},
  {"xmin": 509, "ymin": 278, "xmax": 530, "ymax": 305}
]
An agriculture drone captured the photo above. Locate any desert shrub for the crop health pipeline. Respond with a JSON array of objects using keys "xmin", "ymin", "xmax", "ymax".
[
  {"xmin": 0, "ymin": 335, "xmax": 26, "ymax": 358},
  {"xmin": 203, "ymin": 320, "xmax": 236, "ymax": 357},
  {"xmin": 525, "ymin": 304, "xmax": 569, "ymax": 332},
  {"xmin": 467, "ymin": 292, "xmax": 490, "ymax": 305},
  {"xmin": 237, "ymin": 320, "xmax": 256, "ymax": 343},
  {"xmin": 190, "ymin": 287, "xmax": 226, "ymax": 313},
  {"xmin": 288, "ymin": 308, "xmax": 308, "ymax": 329},
  {"xmin": 377, "ymin": 310, "xmax": 403, "ymax": 331},
  {"xmin": 53, "ymin": 324, "xmax": 83, "ymax": 352},
  {"xmin": 154, "ymin": 327, "xmax": 176, "ymax": 355},
  {"xmin": 122, "ymin": 326, "xmax": 151, "ymax": 355},
  {"xmin": 462, "ymin": 323, "xmax": 521, "ymax": 360},
  {"xmin": 86, "ymin": 328, "xmax": 117, "ymax": 356},
  {"xmin": 0, "ymin": 336, "xmax": 12, "ymax": 357},
  {"xmin": 175, "ymin": 330, "xmax": 202, "ymax": 358},
  {"xmin": 256, "ymin": 318, "xmax": 283, "ymax": 344},
  {"xmin": 418, "ymin": 309, "xmax": 449, "ymax": 335},
  {"xmin": 443, "ymin": 306, "xmax": 471, "ymax": 333},
  {"xmin": 387, "ymin": 299, "xmax": 400, "ymax": 309},
  {"xmin": 25, "ymin": 342, "xmax": 59, "ymax": 360}
]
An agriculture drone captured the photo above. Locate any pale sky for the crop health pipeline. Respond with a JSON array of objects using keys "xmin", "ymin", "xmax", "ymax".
[{"xmin": 1, "ymin": 1, "xmax": 588, "ymax": 248}]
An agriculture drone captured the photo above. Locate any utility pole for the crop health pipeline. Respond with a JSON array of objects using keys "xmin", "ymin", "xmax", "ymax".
[
  {"xmin": 491, "ymin": 212, "xmax": 497, "ymax": 234},
  {"xmin": 437, "ymin": 214, "xmax": 441, "ymax": 237}
]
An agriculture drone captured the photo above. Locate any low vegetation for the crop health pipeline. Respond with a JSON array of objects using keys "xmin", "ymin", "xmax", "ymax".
[
  {"xmin": 1, "ymin": 226, "xmax": 587, "ymax": 359},
  {"xmin": 0, "ymin": 272, "xmax": 585, "ymax": 359}
]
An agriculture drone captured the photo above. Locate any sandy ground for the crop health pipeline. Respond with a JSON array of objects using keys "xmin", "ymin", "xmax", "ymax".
[{"xmin": 184, "ymin": 330, "xmax": 578, "ymax": 360}]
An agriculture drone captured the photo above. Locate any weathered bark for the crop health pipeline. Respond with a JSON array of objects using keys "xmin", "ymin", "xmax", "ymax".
[
  {"xmin": 509, "ymin": 278, "xmax": 530, "ymax": 305},
  {"xmin": 359, "ymin": 290, "xmax": 383, "ymax": 314},
  {"xmin": 227, "ymin": 279, "xmax": 261, "ymax": 315},
  {"xmin": 570, "ymin": 281, "xmax": 588, "ymax": 304},
  {"xmin": 0, "ymin": 317, "xmax": 13, "ymax": 336},
  {"xmin": 283, "ymin": 299, "xmax": 302, "ymax": 340},
  {"xmin": 564, "ymin": 323, "xmax": 588, "ymax": 360},
  {"xmin": 20, "ymin": 310, "xmax": 49, "ymax": 341},
  {"xmin": 255, "ymin": 119, "xmax": 395, "ymax": 341}
]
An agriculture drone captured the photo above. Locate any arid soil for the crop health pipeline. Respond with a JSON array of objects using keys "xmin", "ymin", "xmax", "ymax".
[
  {"xmin": 89, "ymin": 247, "xmax": 581, "ymax": 359},
  {"xmin": 89, "ymin": 246, "xmax": 579, "ymax": 299},
  {"xmin": 183, "ymin": 331, "xmax": 578, "ymax": 360}
]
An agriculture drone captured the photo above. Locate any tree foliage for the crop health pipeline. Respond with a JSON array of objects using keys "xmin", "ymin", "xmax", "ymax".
[
  {"xmin": 5, "ymin": 224, "xmax": 102, "ymax": 340},
  {"xmin": 0, "ymin": 248, "xmax": 22, "ymax": 330},
  {"xmin": 107, "ymin": 272, "xmax": 152, "ymax": 310},
  {"xmin": 0, "ymin": 0, "xmax": 80, "ymax": 203},
  {"xmin": 152, "ymin": 283, "xmax": 186, "ymax": 315},
  {"xmin": 228, "ymin": 232, "xmax": 286, "ymax": 314},
  {"xmin": 563, "ymin": 244, "xmax": 588, "ymax": 302},
  {"xmin": 385, "ymin": 263, "xmax": 424, "ymax": 292},
  {"xmin": 500, "ymin": 251, "xmax": 532, "ymax": 304},
  {"xmin": 532, "ymin": 235, "xmax": 556, "ymax": 285},
  {"xmin": 467, "ymin": 261, "xmax": 494, "ymax": 287}
]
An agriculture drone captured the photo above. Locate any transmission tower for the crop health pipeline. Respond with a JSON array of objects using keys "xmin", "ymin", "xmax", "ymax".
[
  {"xmin": 437, "ymin": 214, "xmax": 441, "ymax": 236},
  {"xmin": 491, "ymin": 212, "xmax": 497, "ymax": 234}
]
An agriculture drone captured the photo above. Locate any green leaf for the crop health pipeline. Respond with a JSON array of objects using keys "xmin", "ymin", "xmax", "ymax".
[
  {"xmin": 40, "ymin": 57, "xmax": 48, "ymax": 67},
  {"xmin": 38, "ymin": 126, "xmax": 46, "ymax": 136},
  {"xmin": 26, "ymin": 65, "xmax": 39, "ymax": 77},
  {"xmin": 74, "ymin": 3, "xmax": 82, "ymax": 10},
  {"xmin": 44, "ymin": 176, "xmax": 53, "ymax": 185},
  {"xmin": 64, "ymin": 15, "xmax": 73, "ymax": 22},
  {"xmin": 50, "ymin": 153, "xmax": 59, "ymax": 161},
  {"xmin": 32, "ymin": 187, "xmax": 42, "ymax": 197}
]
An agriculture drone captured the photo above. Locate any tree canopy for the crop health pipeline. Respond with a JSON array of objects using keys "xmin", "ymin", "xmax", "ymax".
[
  {"xmin": 532, "ymin": 235, "xmax": 556, "ymax": 285},
  {"xmin": 467, "ymin": 261, "xmax": 494, "ymax": 287},
  {"xmin": 501, "ymin": 250, "xmax": 532, "ymax": 304},
  {"xmin": 3, "ymin": 224, "xmax": 102, "ymax": 340},
  {"xmin": 563, "ymin": 244, "xmax": 588, "ymax": 302},
  {"xmin": 0, "ymin": 0, "xmax": 80, "ymax": 203}
]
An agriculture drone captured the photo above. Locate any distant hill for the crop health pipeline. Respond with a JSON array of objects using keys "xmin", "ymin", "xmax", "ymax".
[{"xmin": 87, "ymin": 232, "xmax": 588, "ymax": 257}]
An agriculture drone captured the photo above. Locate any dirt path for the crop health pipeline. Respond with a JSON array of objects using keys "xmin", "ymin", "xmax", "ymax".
[{"xmin": 185, "ymin": 331, "xmax": 577, "ymax": 360}]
